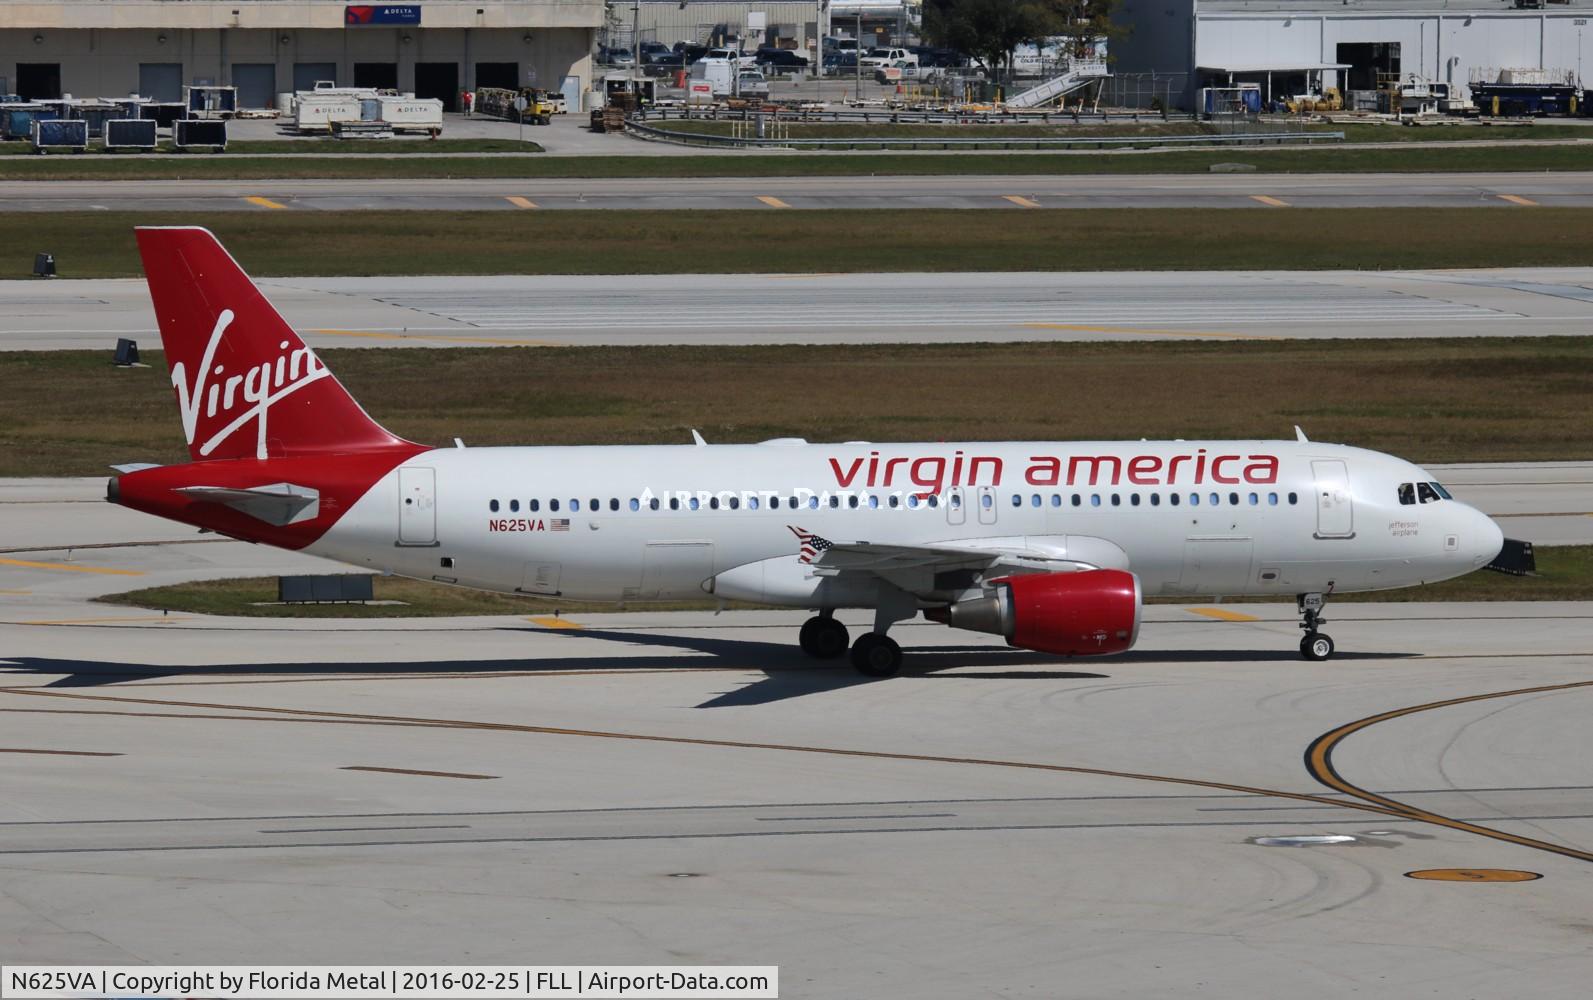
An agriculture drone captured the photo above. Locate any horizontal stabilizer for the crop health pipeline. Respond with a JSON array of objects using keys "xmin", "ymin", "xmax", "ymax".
[
  {"xmin": 111, "ymin": 463, "xmax": 162, "ymax": 474},
  {"xmin": 175, "ymin": 482, "xmax": 321, "ymax": 526}
]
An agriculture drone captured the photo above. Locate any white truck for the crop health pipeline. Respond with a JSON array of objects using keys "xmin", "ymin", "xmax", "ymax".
[{"xmin": 689, "ymin": 49, "xmax": 742, "ymax": 97}]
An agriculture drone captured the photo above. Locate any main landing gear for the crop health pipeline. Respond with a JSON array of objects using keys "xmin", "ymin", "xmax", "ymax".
[
  {"xmin": 798, "ymin": 613, "xmax": 904, "ymax": 676},
  {"xmin": 799, "ymin": 613, "xmax": 849, "ymax": 660},
  {"xmin": 1297, "ymin": 591, "xmax": 1335, "ymax": 661}
]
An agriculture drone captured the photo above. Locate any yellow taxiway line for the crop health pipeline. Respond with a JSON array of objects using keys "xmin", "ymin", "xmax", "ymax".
[
  {"xmin": 528, "ymin": 616, "xmax": 582, "ymax": 630},
  {"xmin": 1186, "ymin": 607, "xmax": 1262, "ymax": 622},
  {"xmin": 1022, "ymin": 322, "xmax": 1280, "ymax": 341},
  {"xmin": 505, "ymin": 196, "xmax": 539, "ymax": 209},
  {"xmin": 1497, "ymin": 194, "xmax": 1538, "ymax": 207},
  {"xmin": 1003, "ymin": 195, "xmax": 1042, "ymax": 208},
  {"xmin": 756, "ymin": 195, "xmax": 792, "ymax": 208},
  {"xmin": 1250, "ymin": 195, "xmax": 1290, "ymax": 207},
  {"xmin": 0, "ymin": 557, "xmax": 142, "ymax": 577},
  {"xmin": 243, "ymin": 196, "xmax": 287, "ymax": 210}
]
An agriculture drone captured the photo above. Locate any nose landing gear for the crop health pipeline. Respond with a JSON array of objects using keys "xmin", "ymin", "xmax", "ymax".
[{"xmin": 1298, "ymin": 591, "xmax": 1334, "ymax": 661}]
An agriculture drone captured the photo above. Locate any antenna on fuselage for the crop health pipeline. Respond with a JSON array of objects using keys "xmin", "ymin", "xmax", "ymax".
[
  {"xmin": 691, "ymin": 429, "xmax": 707, "ymax": 446},
  {"xmin": 1294, "ymin": 425, "xmax": 1309, "ymax": 443}
]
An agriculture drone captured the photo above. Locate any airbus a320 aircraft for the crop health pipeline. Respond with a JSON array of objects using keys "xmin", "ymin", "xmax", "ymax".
[{"xmin": 109, "ymin": 228, "xmax": 1506, "ymax": 676}]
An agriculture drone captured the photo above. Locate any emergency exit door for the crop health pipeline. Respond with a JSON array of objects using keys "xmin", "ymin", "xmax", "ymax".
[
  {"xmin": 398, "ymin": 467, "xmax": 437, "ymax": 545},
  {"xmin": 1311, "ymin": 460, "xmax": 1354, "ymax": 538}
]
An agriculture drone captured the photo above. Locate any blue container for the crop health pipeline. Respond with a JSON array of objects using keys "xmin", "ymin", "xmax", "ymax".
[
  {"xmin": 105, "ymin": 118, "xmax": 158, "ymax": 150},
  {"xmin": 0, "ymin": 104, "xmax": 46, "ymax": 139},
  {"xmin": 32, "ymin": 119, "xmax": 88, "ymax": 150}
]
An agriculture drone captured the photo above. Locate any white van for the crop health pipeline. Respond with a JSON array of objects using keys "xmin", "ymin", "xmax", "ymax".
[{"xmin": 690, "ymin": 52, "xmax": 741, "ymax": 96}]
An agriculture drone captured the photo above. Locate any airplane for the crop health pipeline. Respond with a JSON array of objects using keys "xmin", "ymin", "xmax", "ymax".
[{"xmin": 108, "ymin": 227, "xmax": 1507, "ymax": 676}]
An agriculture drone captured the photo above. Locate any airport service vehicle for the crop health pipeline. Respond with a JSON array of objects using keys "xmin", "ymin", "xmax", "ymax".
[
  {"xmin": 690, "ymin": 53, "xmax": 742, "ymax": 97},
  {"xmin": 860, "ymin": 47, "xmax": 917, "ymax": 70},
  {"xmin": 111, "ymin": 228, "xmax": 1507, "ymax": 677},
  {"xmin": 736, "ymin": 68, "xmax": 771, "ymax": 100}
]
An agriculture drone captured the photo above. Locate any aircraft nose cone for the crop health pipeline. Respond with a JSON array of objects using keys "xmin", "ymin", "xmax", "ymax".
[{"xmin": 1474, "ymin": 509, "xmax": 1505, "ymax": 567}]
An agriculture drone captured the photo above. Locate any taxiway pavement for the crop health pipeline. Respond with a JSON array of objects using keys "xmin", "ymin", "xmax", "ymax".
[
  {"xmin": 2, "ymin": 473, "xmax": 1590, "ymax": 996},
  {"xmin": 1, "ymin": 170, "xmax": 1589, "ymax": 213},
  {"xmin": 5, "ymin": 267, "xmax": 1592, "ymax": 350}
]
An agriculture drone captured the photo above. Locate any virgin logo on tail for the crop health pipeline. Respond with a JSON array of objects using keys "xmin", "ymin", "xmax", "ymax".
[{"xmin": 170, "ymin": 309, "xmax": 333, "ymax": 460}]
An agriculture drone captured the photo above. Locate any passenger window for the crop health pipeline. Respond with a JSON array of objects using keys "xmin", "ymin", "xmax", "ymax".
[
  {"xmin": 729, "ymin": 496, "xmax": 740, "ymax": 509},
  {"xmin": 1229, "ymin": 493, "xmax": 1240, "ymax": 506},
  {"xmin": 1031, "ymin": 494, "xmax": 1041, "ymax": 508},
  {"xmin": 1050, "ymin": 494, "xmax": 1061, "ymax": 507},
  {"xmin": 629, "ymin": 498, "xmax": 640, "ymax": 511},
  {"xmin": 608, "ymin": 498, "xmax": 618, "ymax": 511},
  {"xmin": 1417, "ymin": 482, "xmax": 1441, "ymax": 504},
  {"xmin": 828, "ymin": 495, "xmax": 839, "ymax": 509},
  {"xmin": 650, "ymin": 497, "xmax": 660, "ymax": 510},
  {"xmin": 570, "ymin": 499, "xmax": 580, "ymax": 512},
  {"xmin": 1210, "ymin": 493, "xmax": 1220, "ymax": 506},
  {"xmin": 1268, "ymin": 492, "xmax": 1278, "ymax": 505},
  {"xmin": 951, "ymin": 493, "xmax": 962, "ymax": 508},
  {"xmin": 489, "ymin": 499, "xmax": 500, "ymax": 513},
  {"xmin": 590, "ymin": 499, "xmax": 599, "ymax": 511},
  {"xmin": 1398, "ymin": 483, "xmax": 1416, "ymax": 506},
  {"xmin": 981, "ymin": 494, "xmax": 992, "ymax": 509},
  {"xmin": 709, "ymin": 497, "xmax": 719, "ymax": 510},
  {"xmin": 1091, "ymin": 494, "xmax": 1101, "ymax": 507},
  {"xmin": 1111, "ymin": 494, "xmax": 1121, "ymax": 506},
  {"xmin": 1170, "ymin": 493, "xmax": 1180, "ymax": 506},
  {"xmin": 1190, "ymin": 493, "xmax": 1199, "ymax": 506},
  {"xmin": 1248, "ymin": 493, "xmax": 1258, "ymax": 505},
  {"xmin": 748, "ymin": 496, "xmax": 759, "ymax": 510},
  {"xmin": 510, "ymin": 499, "xmax": 520, "ymax": 512},
  {"xmin": 869, "ymin": 495, "xmax": 880, "ymax": 509},
  {"xmin": 1011, "ymin": 493, "xmax": 1022, "ymax": 508},
  {"xmin": 529, "ymin": 499, "xmax": 539, "ymax": 512},
  {"xmin": 1150, "ymin": 493, "xmax": 1160, "ymax": 506},
  {"xmin": 1288, "ymin": 492, "xmax": 1298, "ymax": 505},
  {"xmin": 890, "ymin": 495, "xmax": 900, "ymax": 508},
  {"xmin": 669, "ymin": 497, "xmax": 680, "ymax": 511},
  {"xmin": 550, "ymin": 499, "xmax": 560, "ymax": 512},
  {"xmin": 908, "ymin": 495, "xmax": 920, "ymax": 509},
  {"xmin": 927, "ymin": 494, "xmax": 939, "ymax": 508},
  {"xmin": 1130, "ymin": 494, "xmax": 1140, "ymax": 507},
  {"xmin": 1072, "ymin": 494, "xmax": 1082, "ymax": 507},
  {"xmin": 689, "ymin": 497, "xmax": 700, "ymax": 510},
  {"xmin": 848, "ymin": 495, "xmax": 859, "ymax": 509},
  {"xmin": 808, "ymin": 496, "xmax": 819, "ymax": 509}
]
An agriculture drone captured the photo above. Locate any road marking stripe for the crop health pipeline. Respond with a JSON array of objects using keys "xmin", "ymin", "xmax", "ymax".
[
  {"xmin": 19, "ymin": 615, "xmax": 187, "ymax": 625},
  {"xmin": 0, "ymin": 748, "xmax": 122, "ymax": 757},
  {"xmin": 528, "ymin": 615, "xmax": 582, "ymax": 630},
  {"xmin": 0, "ymin": 557, "xmax": 142, "ymax": 577},
  {"xmin": 1003, "ymin": 195, "xmax": 1042, "ymax": 208},
  {"xmin": 307, "ymin": 329, "xmax": 564, "ymax": 348},
  {"xmin": 756, "ymin": 195, "xmax": 791, "ymax": 208},
  {"xmin": 505, "ymin": 196, "xmax": 538, "ymax": 209},
  {"xmin": 1022, "ymin": 323, "xmax": 1280, "ymax": 341},
  {"xmin": 343, "ymin": 766, "xmax": 499, "ymax": 780},
  {"xmin": 1187, "ymin": 607, "xmax": 1262, "ymax": 622},
  {"xmin": 0, "ymin": 589, "xmax": 31, "ymax": 595},
  {"xmin": 1250, "ymin": 195, "xmax": 1290, "ymax": 207},
  {"xmin": 243, "ymin": 196, "xmax": 287, "ymax": 210},
  {"xmin": 1497, "ymin": 194, "xmax": 1538, "ymax": 206}
]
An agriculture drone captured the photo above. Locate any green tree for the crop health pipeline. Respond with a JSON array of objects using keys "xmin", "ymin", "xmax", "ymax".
[{"xmin": 923, "ymin": 0, "xmax": 1123, "ymax": 78}]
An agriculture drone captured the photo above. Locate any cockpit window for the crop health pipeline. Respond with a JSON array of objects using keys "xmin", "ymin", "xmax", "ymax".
[
  {"xmin": 1417, "ymin": 482, "xmax": 1441, "ymax": 504},
  {"xmin": 1431, "ymin": 482, "xmax": 1454, "ymax": 500},
  {"xmin": 1397, "ymin": 483, "xmax": 1416, "ymax": 506}
]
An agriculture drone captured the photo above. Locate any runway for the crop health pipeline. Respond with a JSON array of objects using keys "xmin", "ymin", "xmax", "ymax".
[
  {"xmin": 6, "ymin": 266, "xmax": 1593, "ymax": 350},
  {"xmin": 1, "ymin": 170, "xmax": 1589, "ymax": 212},
  {"xmin": 1, "ymin": 473, "xmax": 1591, "ymax": 994}
]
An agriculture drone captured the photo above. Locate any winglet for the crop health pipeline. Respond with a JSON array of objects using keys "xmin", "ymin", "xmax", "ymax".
[{"xmin": 1295, "ymin": 425, "xmax": 1309, "ymax": 443}]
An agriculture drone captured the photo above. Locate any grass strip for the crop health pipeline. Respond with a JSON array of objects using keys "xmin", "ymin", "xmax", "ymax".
[
  {"xmin": 5, "ymin": 208, "xmax": 1593, "ymax": 280},
  {"xmin": 0, "ymin": 142, "xmax": 1589, "ymax": 179},
  {"xmin": 97, "ymin": 547, "xmax": 1593, "ymax": 618},
  {"xmin": 7, "ymin": 338, "xmax": 1592, "ymax": 478}
]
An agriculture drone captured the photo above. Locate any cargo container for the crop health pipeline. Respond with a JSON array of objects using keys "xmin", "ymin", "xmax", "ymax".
[
  {"xmin": 30, "ymin": 118, "xmax": 88, "ymax": 153},
  {"xmin": 294, "ymin": 94, "xmax": 364, "ymax": 132},
  {"xmin": 104, "ymin": 118, "xmax": 158, "ymax": 151},
  {"xmin": 378, "ymin": 95, "xmax": 444, "ymax": 134},
  {"xmin": 0, "ymin": 103, "xmax": 48, "ymax": 140},
  {"xmin": 139, "ymin": 102, "xmax": 186, "ymax": 130},
  {"xmin": 184, "ymin": 85, "xmax": 238, "ymax": 120},
  {"xmin": 174, "ymin": 118, "xmax": 227, "ymax": 151}
]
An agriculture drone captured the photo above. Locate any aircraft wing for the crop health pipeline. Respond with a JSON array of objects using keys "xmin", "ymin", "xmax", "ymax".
[{"xmin": 803, "ymin": 534, "xmax": 1124, "ymax": 598}]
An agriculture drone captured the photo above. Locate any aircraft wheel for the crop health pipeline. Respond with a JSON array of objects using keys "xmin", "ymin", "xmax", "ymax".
[
  {"xmin": 1300, "ymin": 633, "xmax": 1335, "ymax": 661},
  {"xmin": 850, "ymin": 633, "xmax": 903, "ymax": 677},
  {"xmin": 799, "ymin": 615, "xmax": 849, "ymax": 660}
]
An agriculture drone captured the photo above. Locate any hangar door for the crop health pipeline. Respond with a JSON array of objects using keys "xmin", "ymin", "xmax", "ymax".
[
  {"xmin": 16, "ymin": 64, "xmax": 61, "ymax": 101},
  {"xmin": 139, "ymin": 64, "xmax": 183, "ymax": 102},
  {"xmin": 294, "ymin": 62, "xmax": 338, "ymax": 93},
  {"xmin": 232, "ymin": 64, "xmax": 275, "ymax": 108}
]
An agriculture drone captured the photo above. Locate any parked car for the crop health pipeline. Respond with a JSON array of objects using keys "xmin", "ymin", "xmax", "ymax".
[
  {"xmin": 822, "ymin": 51, "xmax": 859, "ymax": 70},
  {"xmin": 598, "ymin": 46, "xmax": 636, "ymax": 68},
  {"xmin": 736, "ymin": 68, "xmax": 771, "ymax": 99},
  {"xmin": 755, "ymin": 47, "xmax": 810, "ymax": 70},
  {"xmin": 638, "ymin": 41, "xmax": 673, "ymax": 63},
  {"xmin": 672, "ymin": 42, "xmax": 711, "ymax": 65},
  {"xmin": 873, "ymin": 60, "xmax": 926, "ymax": 84},
  {"xmin": 912, "ymin": 46, "xmax": 969, "ymax": 69},
  {"xmin": 860, "ymin": 47, "xmax": 917, "ymax": 70}
]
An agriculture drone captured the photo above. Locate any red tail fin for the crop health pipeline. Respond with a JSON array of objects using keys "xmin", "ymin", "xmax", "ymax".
[{"xmin": 136, "ymin": 226, "xmax": 412, "ymax": 462}]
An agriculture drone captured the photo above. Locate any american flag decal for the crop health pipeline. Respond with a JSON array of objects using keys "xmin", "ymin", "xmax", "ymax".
[
  {"xmin": 550, "ymin": 518, "xmax": 570, "ymax": 532},
  {"xmin": 787, "ymin": 525, "xmax": 833, "ymax": 564}
]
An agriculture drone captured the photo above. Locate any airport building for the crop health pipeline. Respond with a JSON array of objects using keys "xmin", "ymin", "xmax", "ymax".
[
  {"xmin": 1111, "ymin": 0, "xmax": 1592, "ymax": 109},
  {"xmin": 0, "ymin": 1, "xmax": 605, "ymax": 111},
  {"xmin": 614, "ymin": 0, "xmax": 915, "ymax": 59}
]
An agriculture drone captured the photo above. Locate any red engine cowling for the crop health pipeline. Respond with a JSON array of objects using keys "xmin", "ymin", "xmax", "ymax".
[
  {"xmin": 930, "ymin": 569, "xmax": 1141, "ymax": 656},
  {"xmin": 1000, "ymin": 569, "xmax": 1141, "ymax": 656}
]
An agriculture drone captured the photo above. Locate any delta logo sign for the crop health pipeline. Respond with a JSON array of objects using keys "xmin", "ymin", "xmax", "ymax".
[{"xmin": 345, "ymin": 5, "xmax": 422, "ymax": 25}]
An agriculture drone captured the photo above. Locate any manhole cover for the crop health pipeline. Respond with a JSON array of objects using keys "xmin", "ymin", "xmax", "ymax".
[
  {"xmin": 1405, "ymin": 869, "xmax": 1542, "ymax": 882},
  {"xmin": 1251, "ymin": 835, "xmax": 1359, "ymax": 848}
]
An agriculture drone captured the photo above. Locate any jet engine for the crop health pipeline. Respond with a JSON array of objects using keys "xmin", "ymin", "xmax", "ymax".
[{"xmin": 926, "ymin": 569, "xmax": 1141, "ymax": 656}]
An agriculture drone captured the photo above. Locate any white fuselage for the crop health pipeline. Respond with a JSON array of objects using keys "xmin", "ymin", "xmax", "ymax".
[{"xmin": 308, "ymin": 439, "xmax": 1503, "ymax": 606}]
